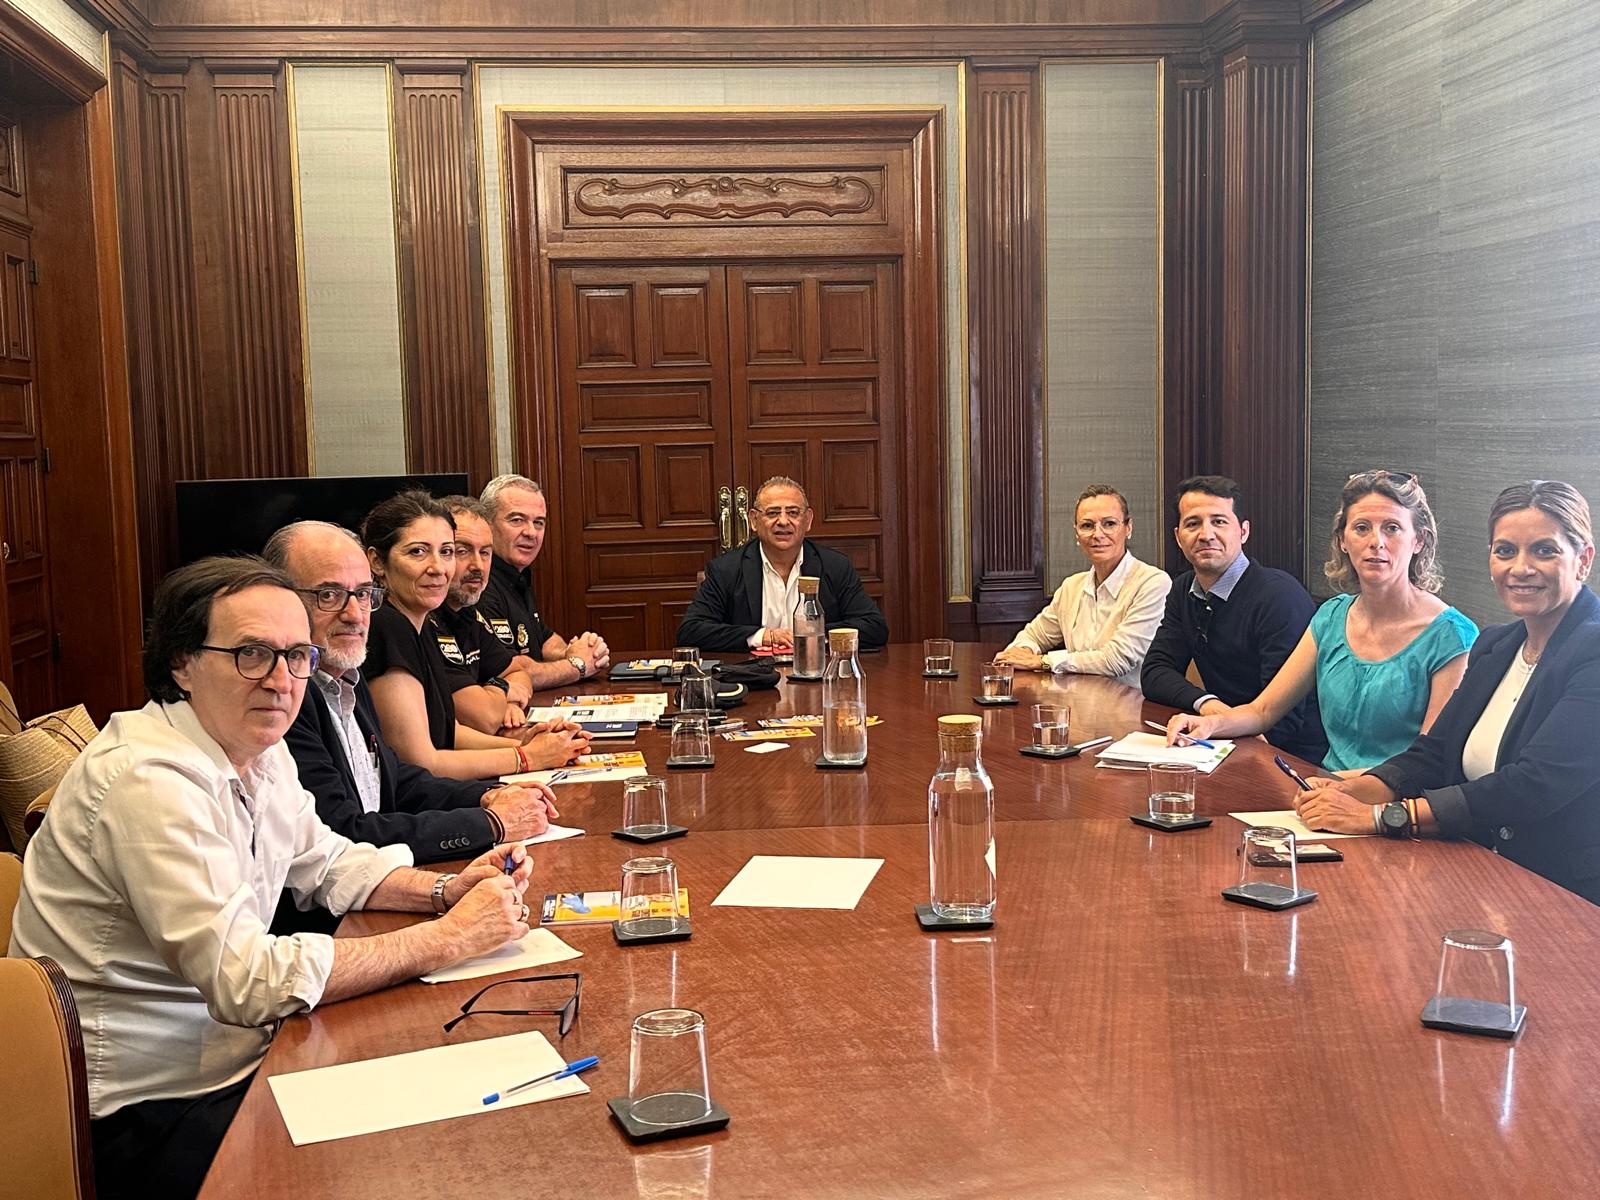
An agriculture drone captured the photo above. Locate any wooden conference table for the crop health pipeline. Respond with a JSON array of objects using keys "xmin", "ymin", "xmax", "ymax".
[{"xmin": 203, "ymin": 644, "xmax": 1600, "ymax": 1199}]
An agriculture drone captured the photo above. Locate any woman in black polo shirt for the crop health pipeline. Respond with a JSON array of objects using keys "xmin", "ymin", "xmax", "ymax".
[{"xmin": 362, "ymin": 490, "xmax": 585, "ymax": 780}]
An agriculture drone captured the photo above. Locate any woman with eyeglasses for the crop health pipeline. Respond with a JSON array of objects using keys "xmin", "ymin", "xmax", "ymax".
[
  {"xmin": 1168, "ymin": 471, "xmax": 1476, "ymax": 771},
  {"xmin": 361, "ymin": 490, "xmax": 588, "ymax": 782},
  {"xmin": 996, "ymin": 483, "xmax": 1172, "ymax": 688},
  {"xmin": 1296, "ymin": 482, "xmax": 1600, "ymax": 901}
]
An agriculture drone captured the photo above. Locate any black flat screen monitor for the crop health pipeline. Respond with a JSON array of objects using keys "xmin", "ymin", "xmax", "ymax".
[{"xmin": 175, "ymin": 474, "xmax": 470, "ymax": 563}]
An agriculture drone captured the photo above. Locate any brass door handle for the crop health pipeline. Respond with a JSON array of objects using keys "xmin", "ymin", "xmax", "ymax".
[
  {"xmin": 1, "ymin": 541, "xmax": 10, "ymax": 562},
  {"xmin": 717, "ymin": 486, "xmax": 733, "ymax": 551},
  {"xmin": 734, "ymin": 485, "xmax": 751, "ymax": 544}
]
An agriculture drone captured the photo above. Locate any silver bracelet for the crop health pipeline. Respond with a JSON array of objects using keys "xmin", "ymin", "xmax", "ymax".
[{"xmin": 431, "ymin": 872, "xmax": 458, "ymax": 915}]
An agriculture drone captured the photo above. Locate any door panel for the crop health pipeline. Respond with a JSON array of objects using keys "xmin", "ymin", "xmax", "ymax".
[
  {"xmin": 727, "ymin": 261, "xmax": 898, "ymax": 629},
  {"xmin": 0, "ymin": 221, "xmax": 51, "ymax": 716},
  {"xmin": 553, "ymin": 264, "xmax": 731, "ymax": 648}
]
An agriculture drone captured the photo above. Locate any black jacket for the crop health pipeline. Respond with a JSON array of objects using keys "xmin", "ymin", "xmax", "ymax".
[
  {"xmin": 1368, "ymin": 585, "xmax": 1600, "ymax": 904},
  {"xmin": 676, "ymin": 539, "xmax": 888, "ymax": 652},
  {"xmin": 285, "ymin": 674, "xmax": 496, "ymax": 864}
]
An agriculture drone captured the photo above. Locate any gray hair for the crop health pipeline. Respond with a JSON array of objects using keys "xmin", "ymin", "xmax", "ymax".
[
  {"xmin": 480, "ymin": 474, "xmax": 542, "ymax": 515},
  {"xmin": 753, "ymin": 476, "xmax": 809, "ymax": 511},
  {"xmin": 262, "ymin": 520, "xmax": 362, "ymax": 571}
]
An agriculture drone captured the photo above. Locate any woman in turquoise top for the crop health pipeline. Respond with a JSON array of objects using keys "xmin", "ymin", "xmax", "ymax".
[{"xmin": 1167, "ymin": 471, "xmax": 1476, "ymax": 769}]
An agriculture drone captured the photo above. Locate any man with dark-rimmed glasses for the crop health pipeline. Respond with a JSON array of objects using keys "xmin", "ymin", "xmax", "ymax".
[
  {"xmin": 1140, "ymin": 475, "xmax": 1327, "ymax": 764},
  {"xmin": 9, "ymin": 554, "xmax": 538, "ymax": 1200}
]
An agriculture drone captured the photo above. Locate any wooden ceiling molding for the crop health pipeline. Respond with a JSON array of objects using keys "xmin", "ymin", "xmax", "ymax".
[{"xmin": 0, "ymin": 3, "xmax": 106, "ymax": 103}]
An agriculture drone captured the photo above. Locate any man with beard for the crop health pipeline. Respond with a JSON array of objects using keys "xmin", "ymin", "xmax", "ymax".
[
  {"xmin": 265, "ymin": 521, "xmax": 557, "ymax": 875},
  {"xmin": 435, "ymin": 496, "xmax": 539, "ymax": 733}
]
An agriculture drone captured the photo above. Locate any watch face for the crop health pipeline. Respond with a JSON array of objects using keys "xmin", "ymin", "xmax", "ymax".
[{"xmin": 1382, "ymin": 804, "xmax": 1409, "ymax": 831}]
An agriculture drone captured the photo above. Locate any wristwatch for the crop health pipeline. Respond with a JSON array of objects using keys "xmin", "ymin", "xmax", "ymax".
[
  {"xmin": 1378, "ymin": 801, "xmax": 1411, "ymax": 838},
  {"xmin": 431, "ymin": 872, "xmax": 458, "ymax": 914},
  {"xmin": 567, "ymin": 654, "xmax": 587, "ymax": 679}
]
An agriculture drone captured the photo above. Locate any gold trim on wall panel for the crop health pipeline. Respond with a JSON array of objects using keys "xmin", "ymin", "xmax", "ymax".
[
  {"xmin": 1155, "ymin": 57, "xmax": 1167, "ymax": 533},
  {"xmin": 381, "ymin": 60, "xmax": 411, "ymax": 469},
  {"xmin": 285, "ymin": 61, "xmax": 315, "ymax": 474},
  {"xmin": 954, "ymin": 59, "xmax": 971, "ymax": 604},
  {"xmin": 1303, "ymin": 34, "xmax": 1316, "ymax": 586}
]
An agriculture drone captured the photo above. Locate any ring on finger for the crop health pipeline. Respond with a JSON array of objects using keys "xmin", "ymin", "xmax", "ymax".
[{"xmin": 519, "ymin": 904, "xmax": 530, "ymax": 923}]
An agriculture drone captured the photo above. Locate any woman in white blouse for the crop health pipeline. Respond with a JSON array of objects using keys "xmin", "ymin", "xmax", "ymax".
[{"xmin": 995, "ymin": 485, "xmax": 1172, "ymax": 688}]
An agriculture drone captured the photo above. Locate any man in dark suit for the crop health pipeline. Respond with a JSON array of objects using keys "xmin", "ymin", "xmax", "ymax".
[
  {"xmin": 676, "ymin": 476, "xmax": 888, "ymax": 652},
  {"xmin": 264, "ymin": 521, "xmax": 556, "ymax": 867}
]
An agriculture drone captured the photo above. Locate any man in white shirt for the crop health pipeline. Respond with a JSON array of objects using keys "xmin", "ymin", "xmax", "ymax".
[
  {"xmin": 996, "ymin": 484, "xmax": 1172, "ymax": 688},
  {"xmin": 8, "ymin": 556, "xmax": 535, "ymax": 1200}
]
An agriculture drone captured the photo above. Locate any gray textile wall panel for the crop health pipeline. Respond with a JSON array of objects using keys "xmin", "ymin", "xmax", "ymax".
[
  {"xmin": 1041, "ymin": 63, "xmax": 1160, "ymax": 589},
  {"xmin": 1310, "ymin": 0, "xmax": 1600, "ymax": 626}
]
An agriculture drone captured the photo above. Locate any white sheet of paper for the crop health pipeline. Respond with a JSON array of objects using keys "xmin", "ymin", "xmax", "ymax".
[
  {"xmin": 500, "ymin": 766, "xmax": 649, "ymax": 786},
  {"xmin": 520, "ymin": 823, "xmax": 586, "ymax": 846},
  {"xmin": 744, "ymin": 741, "xmax": 789, "ymax": 754},
  {"xmin": 267, "ymin": 1031, "xmax": 586, "ymax": 1145},
  {"xmin": 712, "ymin": 855, "xmax": 884, "ymax": 910},
  {"xmin": 1096, "ymin": 732, "xmax": 1236, "ymax": 774},
  {"xmin": 1228, "ymin": 810, "xmax": 1371, "ymax": 841},
  {"xmin": 420, "ymin": 927, "xmax": 582, "ymax": 984}
]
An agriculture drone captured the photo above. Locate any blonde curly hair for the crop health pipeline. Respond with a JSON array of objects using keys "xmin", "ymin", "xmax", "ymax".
[{"xmin": 1323, "ymin": 470, "xmax": 1443, "ymax": 594}]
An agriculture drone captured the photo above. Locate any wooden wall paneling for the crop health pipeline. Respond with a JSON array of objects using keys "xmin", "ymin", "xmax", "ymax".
[
  {"xmin": 110, "ymin": 53, "xmax": 205, "ymax": 590},
  {"xmin": 208, "ymin": 62, "xmax": 306, "ymax": 478},
  {"xmin": 393, "ymin": 63, "xmax": 490, "ymax": 487},
  {"xmin": 1161, "ymin": 53, "xmax": 1219, "ymax": 573},
  {"xmin": 0, "ymin": 2, "xmax": 106, "ymax": 104},
  {"xmin": 1216, "ymin": 37, "xmax": 1307, "ymax": 577},
  {"xmin": 966, "ymin": 67, "xmax": 1045, "ymax": 636}
]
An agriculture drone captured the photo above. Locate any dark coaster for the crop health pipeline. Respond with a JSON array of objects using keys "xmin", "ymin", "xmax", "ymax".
[
  {"xmin": 1221, "ymin": 883, "xmax": 1317, "ymax": 910},
  {"xmin": 1131, "ymin": 813, "xmax": 1213, "ymax": 832},
  {"xmin": 610, "ymin": 824, "xmax": 689, "ymax": 844},
  {"xmin": 1021, "ymin": 744, "xmax": 1078, "ymax": 760},
  {"xmin": 972, "ymin": 695, "xmax": 1019, "ymax": 707},
  {"xmin": 1421, "ymin": 997, "xmax": 1527, "ymax": 1039},
  {"xmin": 787, "ymin": 672, "xmax": 825, "ymax": 683},
  {"xmin": 915, "ymin": 902, "xmax": 994, "ymax": 931},
  {"xmin": 922, "ymin": 670, "xmax": 959, "ymax": 679},
  {"xmin": 612, "ymin": 917, "xmax": 692, "ymax": 945},
  {"xmin": 665, "ymin": 756, "xmax": 715, "ymax": 770},
  {"xmin": 815, "ymin": 755, "xmax": 867, "ymax": 770},
  {"xmin": 607, "ymin": 1097, "xmax": 730, "ymax": 1142}
]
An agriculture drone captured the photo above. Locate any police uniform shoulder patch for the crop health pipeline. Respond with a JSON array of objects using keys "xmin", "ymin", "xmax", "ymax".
[
  {"xmin": 436, "ymin": 634, "xmax": 465, "ymax": 665},
  {"xmin": 488, "ymin": 617, "xmax": 514, "ymax": 646}
]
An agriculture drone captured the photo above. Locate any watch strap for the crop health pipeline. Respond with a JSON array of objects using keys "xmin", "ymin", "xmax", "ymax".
[{"xmin": 431, "ymin": 872, "xmax": 458, "ymax": 914}]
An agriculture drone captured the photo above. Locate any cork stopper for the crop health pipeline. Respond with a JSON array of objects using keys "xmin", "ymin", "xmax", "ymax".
[
  {"xmin": 937, "ymin": 713, "xmax": 981, "ymax": 747},
  {"xmin": 798, "ymin": 575, "xmax": 820, "ymax": 595},
  {"xmin": 827, "ymin": 627, "xmax": 858, "ymax": 653}
]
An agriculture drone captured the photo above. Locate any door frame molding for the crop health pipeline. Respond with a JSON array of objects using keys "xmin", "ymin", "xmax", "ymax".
[{"xmin": 504, "ymin": 106, "xmax": 947, "ymax": 642}]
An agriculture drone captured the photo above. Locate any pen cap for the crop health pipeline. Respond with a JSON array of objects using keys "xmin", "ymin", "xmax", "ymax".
[{"xmin": 798, "ymin": 575, "xmax": 820, "ymax": 595}]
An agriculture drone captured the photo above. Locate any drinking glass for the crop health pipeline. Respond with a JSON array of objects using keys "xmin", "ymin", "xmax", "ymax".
[
  {"xmin": 923, "ymin": 638, "xmax": 955, "ymax": 674},
  {"xmin": 1147, "ymin": 761, "xmax": 1197, "ymax": 821},
  {"xmin": 669, "ymin": 716, "xmax": 712, "ymax": 764},
  {"xmin": 672, "ymin": 646, "xmax": 701, "ymax": 672},
  {"xmin": 678, "ymin": 673, "xmax": 718, "ymax": 721},
  {"xmin": 619, "ymin": 856, "xmax": 686, "ymax": 938},
  {"xmin": 1233, "ymin": 826, "xmax": 1302, "ymax": 903},
  {"xmin": 979, "ymin": 661, "xmax": 1014, "ymax": 699},
  {"xmin": 620, "ymin": 775, "xmax": 670, "ymax": 838},
  {"xmin": 1031, "ymin": 703, "xmax": 1069, "ymax": 749},
  {"xmin": 1423, "ymin": 929, "xmax": 1524, "ymax": 1036},
  {"xmin": 627, "ymin": 1008, "xmax": 712, "ymax": 1127}
]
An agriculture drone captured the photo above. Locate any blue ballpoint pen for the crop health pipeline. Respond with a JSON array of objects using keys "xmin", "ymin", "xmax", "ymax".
[
  {"xmin": 1144, "ymin": 719, "xmax": 1215, "ymax": 750},
  {"xmin": 1273, "ymin": 755, "xmax": 1314, "ymax": 792},
  {"xmin": 483, "ymin": 1055, "xmax": 600, "ymax": 1105}
]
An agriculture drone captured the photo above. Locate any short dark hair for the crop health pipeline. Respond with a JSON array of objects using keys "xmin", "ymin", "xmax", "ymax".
[
  {"xmin": 1173, "ymin": 475, "xmax": 1246, "ymax": 524},
  {"xmin": 143, "ymin": 556, "xmax": 297, "ymax": 703},
  {"xmin": 360, "ymin": 489, "xmax": 455, "ymax": 564},
  {"xmin": 440, "ymin": 495, "xmax": 492, "ymax": 526},
  {"xmin": 1489, "ymin": 480, "xmax": 1594, "ymax": 552},
  {"xmin": 1076, "ymin": 484, "xmax": 1130, "ymax": 523}
]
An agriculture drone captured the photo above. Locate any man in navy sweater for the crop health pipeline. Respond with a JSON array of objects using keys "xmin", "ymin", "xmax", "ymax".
[{"xmin": 1140, "ymin": 476, "xmax": 1328, "ymax": 764}]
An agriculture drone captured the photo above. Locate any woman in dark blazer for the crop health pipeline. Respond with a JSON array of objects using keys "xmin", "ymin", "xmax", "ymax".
[{"xmin": 1296, "ymin": 480, "xmax": 1600, "ymax": 904}]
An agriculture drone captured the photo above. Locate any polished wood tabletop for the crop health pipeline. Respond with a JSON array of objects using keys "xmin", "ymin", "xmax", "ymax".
[{"xmin": 202, "ymin": 644, "xmax": 1600, "ymax": 1199}]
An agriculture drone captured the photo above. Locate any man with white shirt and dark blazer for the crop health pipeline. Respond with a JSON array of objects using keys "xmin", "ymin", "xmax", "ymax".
[
  {"xmin": 996, "ymin": 484, "xmax": 1172, "ymax": 688},
  {"xmin": 676, "ymin": 475, "xmax": 888, "ymax": 653}
]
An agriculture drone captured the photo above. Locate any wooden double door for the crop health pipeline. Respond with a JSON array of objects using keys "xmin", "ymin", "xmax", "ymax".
[{"xmin": 550, "ymin": 258, "xmax": 899, "ymax": 649}]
